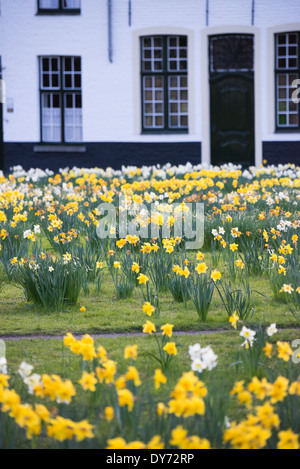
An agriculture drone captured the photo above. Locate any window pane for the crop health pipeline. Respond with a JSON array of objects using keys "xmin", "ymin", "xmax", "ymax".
[
  {"xmin": 276, "ymin": 72, "xmax": 299, "ymax": 127},
  {"xmin": 141, "ymin": 36, "xmax": 163, "ymax": 72},
  {"xmin": 143, "ymin": 75, "xmax": 164, "ymax": 129},
  {"xmin": 210, "ymin": 35, "xmax": 254, "ymax": 72},
  {"xmin": 168, "ymin": 36, "xmax": 188, "ymax": 72},
  {"xmin": 63, "ymin": 57, "xmax": 82, "ymax": 90},
  {"xmin": 39, "ymin": 0, "xmax": 81, "ymax": 9},
  {"xmin": 64, "ymin": 58, "xmax": 72, "ymax": 72},
  {"xmin": 39, "ymin": 0, "xmax": 59, "ymax": 9},
  {"xmin": 62, "ymin": 0, "xmax": 81, "ymax": 9},
  {"xmin": 289, "ymin": 114, "xmax": 298, "ymax": 125},
  {"xmin": 276, "ymin": 32, "xmax": 298, "ymax": 69},
  {"xmin": 40, "ymin": 56, "xmax": 60, "ymax": 89},
  {"xmin": 168, "ymin": 75, "xmax": 188, "ymax": 129},
  {"xmin": 41, "ymin": 93, "xmax": 61, "ymax": 142},
  {"xmin": 64, "ymin": 93, "xmax": 82, "ymax": 142}
]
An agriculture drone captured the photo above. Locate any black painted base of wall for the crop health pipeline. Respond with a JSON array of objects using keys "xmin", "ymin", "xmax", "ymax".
[
  {"xmin": 263, "ymin": 141, "xmax": 300, "ymax": 166},
  {"xmin": 3, "ymin": 142, "xmax": 202, "ymax": 172},
  {"xmin": 2, "ymin": 141, "xmax": 300, "ymax": 173}
]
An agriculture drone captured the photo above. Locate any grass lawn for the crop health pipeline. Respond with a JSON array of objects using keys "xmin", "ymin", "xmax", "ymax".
[
  {"xmin": 0, "ymin": 269, "xmax": 298, "ymax": 337},
  {"xmin": 4, "ymin": 328, "xmax": 299, "ymax": 418}
]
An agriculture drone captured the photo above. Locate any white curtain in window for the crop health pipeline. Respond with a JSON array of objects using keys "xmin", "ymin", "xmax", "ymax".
[
  {"xmin": 42, "ymin": 109, "xmax": 61, "ymax": 142},
  {"xmin": 65, "ymin": 109, "xmax": 82, "ymax": 142},
  {"xmin": 40, "ymin": 0, "xmax": 59, "ymax": 8},
  {"xmin": 63, "ymin": 0, "xmax": 81, "ymax": 9}
]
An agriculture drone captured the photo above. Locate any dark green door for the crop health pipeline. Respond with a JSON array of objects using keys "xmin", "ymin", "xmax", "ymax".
[{"xmin": 209, "ymin": 35, "xmax": 255, "ymax": 167}]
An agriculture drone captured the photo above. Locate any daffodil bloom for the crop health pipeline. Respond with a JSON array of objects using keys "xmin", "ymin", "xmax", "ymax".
[
  {"xmin": 163, "ymin": 342, "xmax": 177, "ymax": 356},
  {"xmin": 131, "ymin": 262, "xmax": 140, "ymax": 273},
  {"xmin": 235, "ymin": 259, "xmax": 245, "ymax": 269},
  {"xmin": 125, "ymin": 366, "xmax": 141, "ymax": 387},
  {"xmin": 104, "ymin": 406, "xmax": 114, "ymax": 422},
  {"xmin": 230, "ymin": 380, "xmax": 245, "ymax": 396},
  {"xmin": 157, "ymin": 402, "xmax": 167, "ymax": 416},
  {"xmin": 277, "ymin": 429, "xmax": 299, "ymax": 450},
  {"xmin": 78, "ymin": 371, "xmax": 97, "ymax": 392},
  {"xmin": 142, "ymin": 302, "xmax": 155, "ymax": 317},
  {"xmin": 248, "ymin": 377, "xmax": 273, "ymax": 400},
  {"xmin": 143, "ymin": 320, "xmax": 156, "ymax": 335},
  {"xmin": 195, "ymin": 263, "xmax": 208, "ymax": 274},
  {"xmin": 270, "ymin": 376, "xmax": 289, "ymax": 403},
  {"xmin": 263, "ymin": 342, "xmax": 273, "ymax": 359},
  {"xmin": 277, "ymin": 341, "xmax": 293, "ymax": 362},
  {"xmin": 148, "ymin": 435, "xmax": 165, "ymax": 449},
  {"xmin": 137, "ymin": 273, "xmax": 149, "ymax": 284},
  {"xmin": 280, "ymin": 284, "xmax": 294, "ymax": 294},
  {"xmin": 117, "ymin": 388, "xmax": 134, "ymax": 412},
  {"xmin": 211, "ymin": 269, "xmax": 222, "ymax": 282},
  {"xmin": 73, "ymin": 420, "xmax": 94, "ymax": 442},
  {"xmin": 106, "ymin": 437, "xmax": 128, "ymax": 449},
  {"xmin": 170, "ymin": 426, "xmax": 188, "ymax": 447},
  {"xmin": 240, "ymin": 326, "xmax": 256, "ymax": 345},
  {"xmin": 229, "ymin": 311, "xmax": 239, "ymax": 330},
  {"xmin": 154, "ymin": 369, "xmax": 167, "ymax": 389},
  {"xmin": 289, "ymin": 381, "xmax": 300, "ymax": 396},
  {"xmin": 267, "ymin": 323, "xmax": 277, "ymax": 336},
  {"xmin": 124, "ymin": 345, "xmax": 138, "ymax": 360},
  {"xmin": 161, "ymin": 323, "xmax": 174, "ymax": 338}
]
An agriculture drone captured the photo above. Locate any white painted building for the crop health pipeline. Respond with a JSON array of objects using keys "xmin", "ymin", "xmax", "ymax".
[{"xmin": 0, "ymin": 0, "xmax": 300, "ymax": 171}]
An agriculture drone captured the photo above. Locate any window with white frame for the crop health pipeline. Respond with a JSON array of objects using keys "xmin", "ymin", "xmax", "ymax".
[
  {"xmin": 141, "ymin": 36, "xmax": 188, "ymax": 132},
  {"xmin": 38, "ymin": 0, "xmax": 81, "ymax": 13},
  {"xmin": 40, "ymin": 56, "xmax": 82, "ymax": 143},
  {"xmin": 275, "ymin": 32, "xmax": 300, "ymax": 129}
]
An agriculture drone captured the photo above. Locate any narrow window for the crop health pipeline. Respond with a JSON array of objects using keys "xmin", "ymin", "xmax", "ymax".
[
  {"xmin": 40, "ymin": 56, "xmax": 82, "ymax": 143},
  {"xmin": 141, "ymin": 35, "xmax": 188, "ymax": 133},
  {"xmin": 38, "ymin": 0, "xmax": 81, "ymax": 13},
  {"xmin": 275, "ymin": 32, "xmax": 300, "ymax": 130}
]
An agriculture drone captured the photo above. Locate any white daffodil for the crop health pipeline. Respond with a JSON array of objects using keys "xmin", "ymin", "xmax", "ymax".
[
  {"xmin": 240, "ymin": 326, "xmax": 256, "ymax": 346},
  {"xmin": 18, "ymin": 361, "xmax": 34, "ymax": 380},
  {"xmin": 0, "ymin": 357, "xmax": 8, "ymax": 375},
  {"xmin": 189, "ymin": 344, "xmax": 201, "ymax": 361},
  {"xmin": 189, "ymin": 344, "xmax": 218, "ymax": 373},
  {"xmin": 201, "ymin": 346, "xmax": 218, "ymax": 371},
  {"xmin": 267, "ymin": 323, "xmax": 278, "ymax": 337},
  {"xmin": 191, "ymin": 359, "xmax": 207, "ymax": 373},
  {"xmin": 24, "ymin": 374, "xmax": 41, "ymax": 394}
]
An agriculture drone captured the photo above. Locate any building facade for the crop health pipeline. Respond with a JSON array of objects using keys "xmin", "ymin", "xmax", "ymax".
[{"xmin": 0, "ymin": 0, "xmax": 300, "ymax": 171}]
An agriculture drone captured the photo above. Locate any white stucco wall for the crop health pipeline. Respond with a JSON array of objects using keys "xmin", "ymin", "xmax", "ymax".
[{"xmin": 0, "ymin": 0, "xmax": 300, "ymax": 162}]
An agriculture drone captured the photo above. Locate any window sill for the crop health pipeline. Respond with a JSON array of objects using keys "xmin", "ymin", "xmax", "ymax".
[
  {"xmin": 34, "ymin": 145, "xmax": 86, "ymax": 153},
  {"xmin": 275, "ymin": 129, "xmax": 300, "ymax": 134},
  {"xmin": 36, "ymin": 10, "xmax": 81, "ymax": 16},
  {"xmin": 141, "ymin": 130, "xmax": 189, "ymax": 135}
]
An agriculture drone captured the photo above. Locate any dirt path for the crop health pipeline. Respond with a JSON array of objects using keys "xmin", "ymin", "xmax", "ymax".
[{"xmin": 0, "ymin": 329, "xmax": 230, "ymax": 342}]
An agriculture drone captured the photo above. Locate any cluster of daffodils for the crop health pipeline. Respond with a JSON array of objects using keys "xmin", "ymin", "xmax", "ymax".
[
  {"xmin": 225, "ymin": 376, "xmax": 300, "ymax": 449},
  {"xmin": 0, "ymin": 361, "xmax": 93, "ymax": 442},
  {"xmin": 0, "ymin": 324, "xmax": 300, "ymax": 449},
  {"xmin": 0, "ymin": 161, "xmax": 298, "ymax": 313},
  {"xmin": 189, "ymin": 344, "xmax": 218, "ymax": 373}
]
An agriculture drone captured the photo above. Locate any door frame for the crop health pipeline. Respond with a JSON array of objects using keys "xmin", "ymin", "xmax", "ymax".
[{"xmin": 201, "ymin": 26, "xmax": 262, "ymax": 167}]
